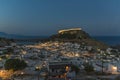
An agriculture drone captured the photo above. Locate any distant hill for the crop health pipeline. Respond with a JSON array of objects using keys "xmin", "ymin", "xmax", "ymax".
[
  {"xmin": 0, "ymin": 32, "xmax": 48, "ymax": 39},
  {"xmin": 49, "ymin": 28, "xmax": 109, "ymax": 49}
]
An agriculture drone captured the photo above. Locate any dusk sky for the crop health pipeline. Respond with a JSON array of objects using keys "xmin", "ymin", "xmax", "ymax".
[{"xmin": 0, "ymin": 0, "xmax": 120, "ymax": 36}]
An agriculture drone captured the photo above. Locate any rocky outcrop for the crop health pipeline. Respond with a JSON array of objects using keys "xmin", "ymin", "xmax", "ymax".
[{"xmin": 50, "ymin": 28, "xmax": 109, "ymax": 49}]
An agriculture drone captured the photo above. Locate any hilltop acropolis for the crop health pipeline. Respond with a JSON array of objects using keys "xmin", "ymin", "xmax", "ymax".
[{"xmin": 58, "ymin": 28, "xmax": 82, "ymax": 34}]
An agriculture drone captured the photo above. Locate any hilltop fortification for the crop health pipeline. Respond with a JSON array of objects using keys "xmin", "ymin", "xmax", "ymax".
[{"xmin": 50, "ymin": 27, "xmax": 108, "ymax": 49}]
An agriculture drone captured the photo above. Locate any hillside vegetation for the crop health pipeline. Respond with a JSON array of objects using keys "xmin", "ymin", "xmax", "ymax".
[{"xmin": 0, "ymin": 38, "xmax": 12, "ymax": 46}]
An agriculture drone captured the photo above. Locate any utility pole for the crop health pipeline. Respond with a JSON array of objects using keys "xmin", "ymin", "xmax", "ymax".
[
  {"xmin": 100, "ymin": 51, "xmax": 104, "ymax": 74},
  {"xmin": 38, "ymin": 70, "xmax": 40, "ymax": 80}
]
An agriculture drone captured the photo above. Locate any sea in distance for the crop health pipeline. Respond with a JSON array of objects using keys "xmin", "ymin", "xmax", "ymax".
[
  {"xmin": 93, "ymin": 36, "xmax": 120, "ymax": 46},
  {"xmin": 16, "ymin": 36, "xmax": 120, "ymax": 46}
]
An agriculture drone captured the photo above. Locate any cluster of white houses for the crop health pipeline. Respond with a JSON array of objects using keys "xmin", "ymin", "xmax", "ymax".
[
  {"xmin": 0, "ymin": 41, "xmax": 119, "ymax": 80},
  {"xmin": 25, "ymin": 41, "xmax": 120, "ymax": 78}
]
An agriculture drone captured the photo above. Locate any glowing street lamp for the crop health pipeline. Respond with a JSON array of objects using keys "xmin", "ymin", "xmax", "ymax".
[
  {"xmin": 112, "ymin": 66, "xmax": 117, "ymax": 72},
  {"xmin": 75, "ymin": 54, "xmax": 79, "ymax": 57}
]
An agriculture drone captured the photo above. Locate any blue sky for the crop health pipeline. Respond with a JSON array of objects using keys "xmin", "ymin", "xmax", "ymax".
[{"xmin": 0, "ymin": 0, "xmax": 120, "ymax": 36}]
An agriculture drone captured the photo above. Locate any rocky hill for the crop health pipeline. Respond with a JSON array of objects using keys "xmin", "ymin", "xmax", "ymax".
[{"xmin": 50, "ymin": 28, "xmax": 109, "ymax": 49}]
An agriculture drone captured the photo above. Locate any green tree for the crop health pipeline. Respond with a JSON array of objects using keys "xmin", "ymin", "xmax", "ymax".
[
  {"xmin": 4, "ymin": 59, "xmax": 27, "ymax": 71},
  {"xmin": 84, "ymin": 63, "xmax": 94, "ymax": 72},
  {"xmin": 71, "ymin": 65, "xmax": 80, "ymax": 74},
  {"xmin": 3, "ymin": 48, "xmax": 14, "ymax": 55},
  {"xmin": 7, "ymin": 48, "xmax": 14, "ymax": 53}
]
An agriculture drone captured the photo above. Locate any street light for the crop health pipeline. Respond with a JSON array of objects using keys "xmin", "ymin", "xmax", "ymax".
[
  {"xmin": 35, "ymin": 66, "xmax": 41, "ymax": 80},
  {"xmin": 112, "ymin": 66, "xmax": 117, "ymax": 72}
]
